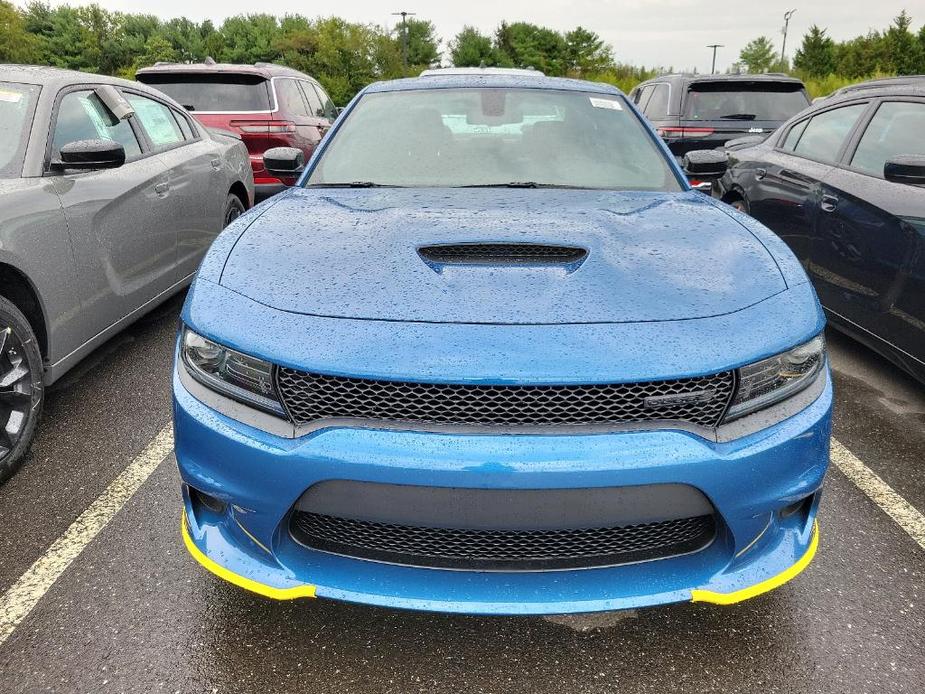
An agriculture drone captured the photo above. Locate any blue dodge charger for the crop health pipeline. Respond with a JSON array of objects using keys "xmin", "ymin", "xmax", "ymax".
[{"xmin": 173, "ymin": 69, "xmax": 831, "ymax": 614}]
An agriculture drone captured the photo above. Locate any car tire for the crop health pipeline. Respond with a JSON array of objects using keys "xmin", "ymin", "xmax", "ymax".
[
  {"xmin": 223, "ymin": 194, "xmax": 246, "ymax": 228},
  {"xmin": 729, "ymin": 197, "xmax": 750, "ymax": 215},
  {"xmin": 0, "ymin": 296, "xmax": 44, "ymax": 484}
]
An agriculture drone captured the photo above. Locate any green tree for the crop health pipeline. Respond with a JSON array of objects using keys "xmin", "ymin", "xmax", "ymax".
[
  {"xmin": 0, "ymin": 1, "xmax": 40, "ymax": 63},
  {"xmin": 494, "ymin": 21, "xmax": 567, "ymax": 75},
  {"xmin": 449, "ymin": 26, "xmax": 495, "ymax": 67},
  {"xmin": 398, "ymin": 18, "xmax": 439, "ymax": 68},
  {"xmin": 564, "ymin": 26, "xmax": 612, "ymax": 76},
  {"xmin": 793, "ymin": 25, "xmax": 836, "ymax": 77},
  {"xmin": 739, "ymin": 36, "xmax": 776, "ymax": 73},
  {"xmin": 219, "ymin": 14, "xmax": 280, "ymax": 64},
  {"xmin": 883, "ymin": 10, "xmax": 921, "ymax": 74}
]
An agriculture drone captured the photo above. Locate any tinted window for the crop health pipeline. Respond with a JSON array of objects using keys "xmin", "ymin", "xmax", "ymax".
[
  {"xmin": 684, "ymin": 82, "xmax": 810, "ymax": 121},
  {"xmin": 781, "ymin": 119, "xmax": 808, "ymax": 151},
  {"xmin": 300, "ymin": 81, "xmax": 324, "ymax": 117},
  {"xmin": 636, "ymin": 85, "xmax": 654, "ymax": 110},
  {"xmin": 136, "ymin": 73, "xmax": 272, "ymax": 112},
  {"xmin": 125, "ymin": 94, "xmax": 184, "ymax": 148},
  {"xmin": 644, "ymin": 84, "xmax": 669, "ymax": 118},
  {"xmin": 51, "ymin": 90, "xmax": 142, "ymax": 160},
  {"xmin": 0, "ymin": 81, "xmax": 40, "ymax": 178},
  {"xmin": 792, "ymin": 103, "xmax": 867, "ymax": 163},
  {"xmin": 173, "ymin": 110, "xmax": 194, "ymax": 139},
  {"xmin": 275, "ymin": 79, "xmax": 308, "ymax": 117},
  {"xmin": 308, "ymin": 88, "xmax": 681, "ymax": 191},
  {"xmin": 851, "ymin": 101, "xmax": 925, "ymax": 177},
  {"xmin": 313, "ymin": 83, "xmax": 337, "ymax": 120}
]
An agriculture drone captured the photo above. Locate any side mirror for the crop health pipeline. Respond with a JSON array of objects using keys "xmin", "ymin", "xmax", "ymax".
[
  {"xmin": 56, "ymin": 139, "xmax": 125, "ymax": 170},
  {"xmin": 682, "ymin": 150, "xmax": 729, "ymax": 180},
  {"xmin": 334, "ymin": 106, "xmax": 345, "ymax": 117},
  {"xmin": 263, "ymin": 147, "xmax": 305, "ymax": 179},
  {"xmin": 884, "ymin": 156, "xmax": 925, "ymax": 185}
]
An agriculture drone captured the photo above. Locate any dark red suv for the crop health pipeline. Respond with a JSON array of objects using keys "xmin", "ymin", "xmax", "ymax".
[{"xmin": 137, "ymin": 60, "xmax": 337, "ymax": 200}]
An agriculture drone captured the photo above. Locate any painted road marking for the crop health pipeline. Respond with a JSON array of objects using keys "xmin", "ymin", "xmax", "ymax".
[
  {"xmin": 0, "ymin": 431, "xmax": 922, "ymax": 648},
  {"xmin": 830, "ymin": 439, "xmax": 925, "ymax": 552},
  {"xmin": 0, "ymin": 426, "xmax": 173, "ymax": 647}
]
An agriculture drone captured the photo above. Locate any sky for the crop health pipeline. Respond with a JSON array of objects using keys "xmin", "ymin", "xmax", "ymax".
[{"xmin": 35, "ymin": 1, "xmax": 917, "ymax": 74}]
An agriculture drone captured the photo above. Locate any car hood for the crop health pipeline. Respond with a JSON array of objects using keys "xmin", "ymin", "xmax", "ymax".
[{"xmin": 220, "ymin": 188, "xmax": 786, "ymax": 325}]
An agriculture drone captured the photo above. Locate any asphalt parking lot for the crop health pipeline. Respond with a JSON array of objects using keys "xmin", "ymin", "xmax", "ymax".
[{"xmin": 0, "ymin": 293, "xmax": 922, "ymax": 694}]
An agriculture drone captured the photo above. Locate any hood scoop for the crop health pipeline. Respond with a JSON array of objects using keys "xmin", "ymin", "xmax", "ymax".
[{"xmin": 418, "ymin": 243, "xmax": 588, "ymax": 267}]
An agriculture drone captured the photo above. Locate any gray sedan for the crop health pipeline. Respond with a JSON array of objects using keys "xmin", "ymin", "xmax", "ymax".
[{"xmin": 0, "ymin": 65, "xmax": 254, "ymax": 481}]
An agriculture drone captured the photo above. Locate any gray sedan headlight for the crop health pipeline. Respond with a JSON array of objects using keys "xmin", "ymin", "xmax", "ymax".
[
  {"xmin": 725, "ymin": 335, "xmax": 826, "ymax": 421},
  {"xmin": 181, "ymin": 327, "xmax": 285, "ymax": 415}
]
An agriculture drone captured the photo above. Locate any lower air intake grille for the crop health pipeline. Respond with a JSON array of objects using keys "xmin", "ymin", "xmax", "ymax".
[
  {"xmin": 275, "ymin": 370, "xmax": 735, "ymax": 429},
  {"xmin": 290, "ymin": 512, "xmax": 716, "ymax": 571}
]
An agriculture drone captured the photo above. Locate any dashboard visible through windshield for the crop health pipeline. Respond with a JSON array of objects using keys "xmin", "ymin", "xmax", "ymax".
[{"xmin": 306, "ymin": 88, "xmax": 682, "ymax": 191}]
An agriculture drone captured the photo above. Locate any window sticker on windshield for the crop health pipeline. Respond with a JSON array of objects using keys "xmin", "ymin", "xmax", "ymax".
[
  {"xmin": 589, "ymin": 97, "xmax": 622, "ymax": 111},
  {"xmin": 0, "ymin": 89, "xmax": 23, "ymax": 103}
]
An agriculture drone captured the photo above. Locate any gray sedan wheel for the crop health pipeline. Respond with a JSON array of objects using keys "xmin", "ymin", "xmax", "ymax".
[
  {"xmin": 0, "ymin": 296, "xmax": 43, "ymax": 484},
  {"xmin": 224, "ymin": 194, "xmax": 246, "ymax": 228}
]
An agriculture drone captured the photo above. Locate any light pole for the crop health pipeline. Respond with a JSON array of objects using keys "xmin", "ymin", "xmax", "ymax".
[
  {"xmin": 780, "ymin": 9, "xmax": 797, "ymax": 69},
  {"xmin": 707, "ymin": 44, "xmax": 723, "ymax": 74},
  {"xmin": 392, "ymin": 11, "xmax": 416, "ymax": 69}
]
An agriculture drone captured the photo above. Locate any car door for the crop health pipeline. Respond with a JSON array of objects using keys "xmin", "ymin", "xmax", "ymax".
[
  {"xmin": 275, "ymin": 77, "xmax": 324, "ymax": 152},
  {"xmin": 747, "ymin": 102, "xmax": 869, "ymax": 265},
  {"xmin": 302, "ymin": 80, "xmax": 337, "ymax": 133},
  {"xmin": 47, "ymin": 86, "xmax": 175, "ymax": 340},
  {"xmin": 124, "ymin": 91, "xmax": 225, "ymax": 281},
  {"xmin": 814, "ymin": 98, "xmax": 925, "ymax": 362}
]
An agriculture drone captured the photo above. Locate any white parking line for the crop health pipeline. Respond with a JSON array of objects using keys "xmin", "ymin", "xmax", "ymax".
[
  {"xmin": 0, "ymin": 430, "xmax": 922, "ymax": 648},
  {"xmin": 830, "ymin": 438, "xmax": 925, "ymax": 552},
  {"xmin": 0, "ymin": 426, "xmax": 173, "ymax": 647}
]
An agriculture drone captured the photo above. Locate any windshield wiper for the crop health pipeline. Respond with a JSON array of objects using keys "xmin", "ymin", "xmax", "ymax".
[
  {"xmin": 719, "ymin": 113, "xmax": 757, "ymax": 120},
  {"xmin": 306, "ymin": 181, "xmax": 399, "ymax": 188},
  {"xmin": 457, "ymin": 182, "xmax": 588, "ymax": 189}
]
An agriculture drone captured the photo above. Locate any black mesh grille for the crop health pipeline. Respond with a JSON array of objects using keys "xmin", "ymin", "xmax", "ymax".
[
  {"xmin": 290, "ymin": 512, "xmax": 716, "ymax": 570},
  {"xmin": 418, "ymin": 244, "xmax": 587, "ymax": 264},
  {"xmin": 275, "ymin": 370, "xmax": 734, "ymax": 429}
]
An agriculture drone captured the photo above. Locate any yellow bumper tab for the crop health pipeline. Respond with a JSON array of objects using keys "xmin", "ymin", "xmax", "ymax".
[
  {"xmin": 181, "ymin": 512, "xmax": 316, "ymax": 601},
  {"xmin": 691, "ymin": 521, "xmax": 819, "ymax": 605}
]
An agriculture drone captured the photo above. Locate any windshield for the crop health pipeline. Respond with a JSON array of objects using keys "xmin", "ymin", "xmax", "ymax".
[
  {"xmin": 0, "ymin": 82, "xmax": 40, "ymax": 178},
  {"xmin": 684, "ymin": 83, "xmax": 809, "ymax": 121},
  {"xmin": 307, "ymin": 88, "xmax": 681, "ymax": 191},
  {"xmin": 136, "ymin": 73, "xmax": 271, "ymax": 112}
]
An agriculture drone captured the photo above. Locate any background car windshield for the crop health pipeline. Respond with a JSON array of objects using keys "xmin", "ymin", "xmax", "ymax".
[
  {"xmin": 684, "ymin": 83, "xmax": 809, "ymax": 121},
  {"xmin": 0, "ymin": 82, "xmax": 40, "ymax": 178},
  {"xmin": 307, "ymin": 88, "xmax": 681, "ymax": 190},
  {"xmin": 137, "ymin": 74, "xmax": 271, "ymax": 112}
]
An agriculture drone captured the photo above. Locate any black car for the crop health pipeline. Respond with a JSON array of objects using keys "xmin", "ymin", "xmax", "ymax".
[
  {"xmin": 713, "ymin": 80, "xmax": 925, "ymax": 382},
  {"xmin": 631, "ymin": 74, "xmax": 811, "ymax": 158}
]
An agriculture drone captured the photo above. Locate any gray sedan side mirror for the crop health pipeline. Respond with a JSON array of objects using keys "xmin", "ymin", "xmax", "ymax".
[
  {"xmin": 682, "ymin": 150, "xmax": 729, "ymax": 180},
  {"xmin": 264, "ymin": 147, "xmax": 305, "ymax": 179},
  {"xmin": 884, "ymin": 156, "xmax": 925, "ymax": 185},
  {"xmin": 56, "ymin": 139, "xmax": 126, "ymax": 170}
]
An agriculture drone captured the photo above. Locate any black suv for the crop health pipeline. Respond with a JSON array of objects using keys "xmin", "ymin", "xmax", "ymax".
[{"xmin": 631, "ymin": 74, "xmax": 811, "ymax": 157}]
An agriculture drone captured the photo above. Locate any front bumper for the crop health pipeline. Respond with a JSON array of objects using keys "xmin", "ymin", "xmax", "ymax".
[{"xmin": 173, "ymin": 366, "xmax": 832, "ymax": 615}]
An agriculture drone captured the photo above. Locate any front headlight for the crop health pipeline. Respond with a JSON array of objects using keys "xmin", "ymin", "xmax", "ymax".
[
  {"xmin": 181, "ymin": 327, "xmax": 285, "ymax": 416},
  {"xmin": 724, "ymin": 334, "xmax": 826, "ymax": 421}
]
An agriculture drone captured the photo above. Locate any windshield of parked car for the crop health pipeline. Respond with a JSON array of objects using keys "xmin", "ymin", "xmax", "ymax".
[
  {"xmin": 0, "ymin": 82, "xmax": 40, "ymax": 178},
  {"xmin": 137, "ymin": 73, "xmax": 272, "ymax": 112},
  {"xmin": 684, "ymin": 82, "xmax": 810, "ymax": 121},
  {"xmin": 306, "ymin": 88, "xmax": 682, "ymax": 191}
]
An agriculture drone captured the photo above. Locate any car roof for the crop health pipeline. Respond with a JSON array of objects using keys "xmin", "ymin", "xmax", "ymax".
[
  {"xmin": 363, "ymin": 72, "xmax": 622, "ymax": 95},
  {"xmin": 0, "ymin": 63, "xmax": 166, "ymax": 94},
  {"xmin": 136, "ymin": 60, "xmax": 312, "ymax": 80},
  {"xmin": 828, "ymin": 75, "xmax": 925, "ymax": 96},
  {"xmin": 820, "ymin": 81, "xmax": 925, "ymax": 106},
  {"xmin": 638, "ymin": 73, "xmax": 805, "ymax": 87}
]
